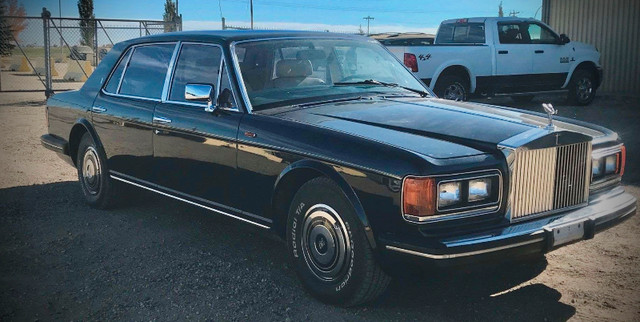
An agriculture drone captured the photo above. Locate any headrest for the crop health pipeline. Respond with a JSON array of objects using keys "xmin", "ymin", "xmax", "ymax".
[
  {"xmin": 276, "ymin": 59, "xmax": 312, "ymax": 78},
  {"xmin": 296, "ymin": 49, "xmax": 326, "ymax": 61}
]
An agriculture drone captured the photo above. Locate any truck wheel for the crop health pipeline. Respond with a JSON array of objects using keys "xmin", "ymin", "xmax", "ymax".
[
  {"xmin": 435, "ymin": 75, "xmax": 468, "ymax": 101},
  {"xmin": 286, "ymin": 177, "xmax": 390, "ymax": 306},
  {"xmin": 568, "ymin": 69, "xmax": 597, "ymax": 105},
  {"xmin": 76, "ymin": 133, "xmax": 117, "ymax": 209},
  {"xmin": 511, "ymin": 95, "xmax": 535, "ymax": 103}
]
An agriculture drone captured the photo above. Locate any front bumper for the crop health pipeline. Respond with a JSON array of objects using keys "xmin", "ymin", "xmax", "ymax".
[{"xmin": 383, "ymin": 186, "xmax": 635, "ymax": 265}]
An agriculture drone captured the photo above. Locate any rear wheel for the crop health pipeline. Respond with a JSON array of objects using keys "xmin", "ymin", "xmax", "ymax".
[
  {"xmin": 434, "ymin": 75, "xmax": 469, "ymax": 101},
  {"xmin": 568, "ymin": 69, "xmax": 597, "ymax": 105},
  {"xmin": 286, "ymin": 177, "xmax": 390, "ymax": 306},
  {"xmin": 76, "ymin": 133, "xmax": 117, "ymax": 209}
]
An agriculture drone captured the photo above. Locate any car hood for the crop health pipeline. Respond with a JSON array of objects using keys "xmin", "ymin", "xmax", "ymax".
[{"xmin": 270, "ymin": 97, "xmax": 605, "ymax": 159}]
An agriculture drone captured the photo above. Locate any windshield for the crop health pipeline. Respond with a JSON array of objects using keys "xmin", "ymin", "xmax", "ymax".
[{"xmin": 233, "ymin": 38, "xmax": 429, "ymax": 111}]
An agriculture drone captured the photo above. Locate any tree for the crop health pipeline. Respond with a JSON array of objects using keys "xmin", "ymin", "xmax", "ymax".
[
  {"xmin": 77, "ymin": 0, "xmax": 95, "ymax": 48},
  {"xmin": 0, "ymin": 1, "xmax": 13, "ymax": 55},
  {"xmin": 498, "ymin": 1, "xmax": 504, "ymax": 17},
  {"xmin": 163, "ymin": 0, "xmax": 177, "ymax": 32},
  {"xmin": 5, "ymin": 0, "xmax": 26, "ymax": 40}
]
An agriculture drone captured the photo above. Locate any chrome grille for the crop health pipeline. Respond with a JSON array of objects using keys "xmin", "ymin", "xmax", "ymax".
[{"xmin": 509, "ymin": 142, "xmax": 591, "ymax": 220}]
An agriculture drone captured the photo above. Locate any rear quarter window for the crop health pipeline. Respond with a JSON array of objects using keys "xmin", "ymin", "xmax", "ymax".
[{"xmin": 119, "ymin": 43, "xmax": 176, "ymax": 99}]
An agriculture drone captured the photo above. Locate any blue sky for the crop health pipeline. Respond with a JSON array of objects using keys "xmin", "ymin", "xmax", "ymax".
[{"xmin": 22, "ymin": 0, "xmax": 543, "ymax": 33}]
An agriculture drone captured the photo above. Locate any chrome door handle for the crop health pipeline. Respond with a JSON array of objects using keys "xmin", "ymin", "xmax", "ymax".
[
  {"xmin": 153, "ymin": 116, "xmax": 172, "ymax": 124},
  {"xmin": 92, "ymin": 106, "xmax": 107, "ymax": 113}
]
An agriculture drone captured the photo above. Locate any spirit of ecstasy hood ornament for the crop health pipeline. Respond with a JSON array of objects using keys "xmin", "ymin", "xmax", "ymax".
[{"xmin": 542, "ymin": 103, "xmax": 557, "ymax": 129}]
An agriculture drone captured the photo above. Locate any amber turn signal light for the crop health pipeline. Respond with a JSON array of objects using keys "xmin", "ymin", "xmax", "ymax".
[
  {"xmin": 619, "ymin": 145, "xmax": 626, "ymax": 177},
  {"xmin": 402, "ymin": 177, "xmax": 436, "ymax": 217}
]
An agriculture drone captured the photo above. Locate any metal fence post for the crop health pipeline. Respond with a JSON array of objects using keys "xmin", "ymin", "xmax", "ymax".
[
  {"xmin": 42, "ymin": 7, "xmax": 53, "ymax": 98},
  {"xmin": 93, "ymin": 19, "xmax": 99, "ymax": 66}
]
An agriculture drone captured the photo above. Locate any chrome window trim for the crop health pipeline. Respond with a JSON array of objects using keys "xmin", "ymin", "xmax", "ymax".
[
  {"xmin": 102, "ymin": 47, "xmax": 131, "ymax": 95},
  {"xmin": 163, "ymin": 42, "xmax": 240, "ymax": 113},
  {"xmin": 229, "ymin": 36, "xmax": 433, "ymax": 114},
  {"xmin": 161, "ymin": 41, "xmax": 182, "ymax": 102},
  {"xmin": 400, "ymin": 169, "xmax": 503, "ymax": 224},
  {"xmin": 100, "ymin": 89, "xmax": 162, "ymax": 103}
]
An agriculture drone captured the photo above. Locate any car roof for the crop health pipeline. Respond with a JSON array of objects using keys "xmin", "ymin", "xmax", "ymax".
[
  {"xmin": 440, "ymin": 17, "xmax": 540, "ymax": 24},
  {"xmin": 122, "ymin": 30, "xmax": 367, "ymax": 46}
]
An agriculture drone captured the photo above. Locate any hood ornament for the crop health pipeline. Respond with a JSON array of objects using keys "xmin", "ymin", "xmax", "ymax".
[{"xmin": 542, "ymin": 103, "xmax": 557, "ymax": 129}]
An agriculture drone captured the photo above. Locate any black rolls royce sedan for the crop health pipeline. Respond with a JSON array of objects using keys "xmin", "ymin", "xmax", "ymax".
[{"xmin": 41, "ymin": 30, "xmax": 636, "ymax": 306}]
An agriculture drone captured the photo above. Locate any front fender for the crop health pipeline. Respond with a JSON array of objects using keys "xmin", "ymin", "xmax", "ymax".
[{"xmin": 273, "ymin": 159, "xmax": 377, "ymax": 249}]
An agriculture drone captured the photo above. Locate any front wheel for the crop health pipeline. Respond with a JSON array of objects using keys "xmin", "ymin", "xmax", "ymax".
[
  {"xmin": 286, "ymin": 177, "xmax": 390, "ymax": 306},
  {"xmin": 76, "ymin": 133, "xmax": 117, "ymax": 208},
  {"xmin": 434, "ymin": 75, "xmax": 469, "ymax": 101},
  {"xmin": 568, "ymin": 69, "xmax": 597, "ymax": 105}
]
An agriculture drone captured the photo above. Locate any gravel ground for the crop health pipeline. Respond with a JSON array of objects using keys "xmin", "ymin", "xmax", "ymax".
[{"xmin": 0, "ymin": 92, "xmax": 639, "ymax": 321}]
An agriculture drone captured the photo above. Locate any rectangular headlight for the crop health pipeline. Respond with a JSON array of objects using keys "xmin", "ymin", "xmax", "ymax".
[
  {"xmin": 592, "ymin": 158, "xmax": 602, "ymax": 177},
  {"xmin": 604, "ymin": 155, "xmax": 617, "ymax": 174},
  {"xmin": 469, "ymin": 178, "xmax": 492, "ymax": 202},
  {"xmin": 438, "ymin": 181, "xmax": 461, "ymax": 208}
]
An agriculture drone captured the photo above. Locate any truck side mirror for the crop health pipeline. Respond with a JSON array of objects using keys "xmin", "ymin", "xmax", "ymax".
[{"xmin": 559, "ymin": 34, "xmax": 570, "ymax": 45}]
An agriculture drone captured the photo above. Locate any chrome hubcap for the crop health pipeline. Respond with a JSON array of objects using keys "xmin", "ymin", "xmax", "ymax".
[
  {"xmin": 301, "ymin": 204, "xmax": 351, "ymax": 281},
  {"xmin": 82, "ymin": 147, "xmax": 101, "ymax": 195},
  {"xmin": 443, "ymin": 83, "xmax": 465, "ymax": 101},
  {"xmin": 576, "ymin": 78, "xmax": 593, "ymax": 101}
]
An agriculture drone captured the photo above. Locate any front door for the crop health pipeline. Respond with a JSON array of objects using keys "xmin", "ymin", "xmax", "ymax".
[
  {"xmin": 527, "ymin": 22, "xmax": 572, "ymax": 90},
  {"xmin": 152, "ymin": 43, "xmax": 244, "ymax": 211},
  {"xmin": 92, "ymin": 43, "xmax": 176, "ymax": 181}
]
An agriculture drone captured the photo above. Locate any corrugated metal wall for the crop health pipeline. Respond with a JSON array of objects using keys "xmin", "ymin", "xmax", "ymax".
[{"xmin": 543, "ymin": 0, "xmax": 640, "ymax": 94}]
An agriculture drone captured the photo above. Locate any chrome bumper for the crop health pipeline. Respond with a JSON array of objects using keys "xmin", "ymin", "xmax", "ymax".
[{"xmin": 385, "ymin": 186, "xmax": 636, "ymax": 261}]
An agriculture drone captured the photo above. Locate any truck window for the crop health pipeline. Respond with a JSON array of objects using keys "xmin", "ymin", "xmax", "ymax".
[
  {"xmin": 119, "ymin": 44, "xmax": 175, "ymax": 99},
  {"xmin": 169, "ymin": 44, "xmax": 222, "ymax": 103},
  {"xmin": 498, "ymin": 23, "xmax": 527, "ymax": 44},
  {"xmin": 437, "ymin": 23, "xmax": 485, "ymax": 44},
  {"xmin": 527, "ymin": 23, "xmax": 559, "ymax": 44}
]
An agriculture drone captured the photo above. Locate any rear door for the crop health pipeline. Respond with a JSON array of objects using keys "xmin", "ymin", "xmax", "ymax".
[
  {"xmin": 151, "ymin": 43, "xmax": 244, "ymax": 209},
  {"xmin": 92, "ymin": 42, "xmax": 176, "ymax": 181},
  {"xmin": 527, "ymin": 22, "xmax": 571, "ymax": 90}
]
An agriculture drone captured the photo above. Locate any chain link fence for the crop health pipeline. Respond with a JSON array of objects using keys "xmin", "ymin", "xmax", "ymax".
[{"xmin": 0, "ymin": 8, "xmax": 180, "ymax": 97}]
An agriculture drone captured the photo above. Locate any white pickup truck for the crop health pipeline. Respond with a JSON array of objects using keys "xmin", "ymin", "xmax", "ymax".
[{"xmin": 385, "ymin": 17, "xmax": 603, "ymax": 105}]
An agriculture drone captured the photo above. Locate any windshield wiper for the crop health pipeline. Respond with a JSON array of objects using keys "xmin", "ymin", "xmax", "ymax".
[{"xmin": 333, "ymin": 79, "xmax": 429, "ymax": 97}]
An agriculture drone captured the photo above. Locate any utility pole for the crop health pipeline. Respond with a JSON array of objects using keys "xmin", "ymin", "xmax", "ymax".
[
  {"xmin": 363, "ymin": 16, "xmax": 374, "ymax": 35},
  {"xmin": 250, "ymin": 0, "xmax": 254, "ymax": 30}
]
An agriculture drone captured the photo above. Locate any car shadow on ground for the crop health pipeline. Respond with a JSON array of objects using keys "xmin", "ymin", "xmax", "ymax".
[{"xmin": 0, "ymin": 181, "xmax": 575, "ymax": 321}]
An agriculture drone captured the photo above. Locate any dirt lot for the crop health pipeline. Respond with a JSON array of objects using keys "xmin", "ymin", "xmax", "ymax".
[{"xmin": 0, "ymin": 92, "xmax": 639, "ymax": 321}]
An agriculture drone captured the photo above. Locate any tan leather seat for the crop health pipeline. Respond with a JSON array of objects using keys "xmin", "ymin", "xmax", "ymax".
[{"xmin": 272, "ymin": 59, "xmax": 325, "ymax": 88}]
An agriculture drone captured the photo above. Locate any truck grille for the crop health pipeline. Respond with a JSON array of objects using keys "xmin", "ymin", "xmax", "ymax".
[{"xmin": 509, "ymin": 142, "xmax": 591, "ymax": 221}]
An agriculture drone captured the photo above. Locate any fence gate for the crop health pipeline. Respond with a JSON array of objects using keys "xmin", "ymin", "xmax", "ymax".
[{"xmin": 0, "ymin": 8, "xmax": 180, "ymax": 97}]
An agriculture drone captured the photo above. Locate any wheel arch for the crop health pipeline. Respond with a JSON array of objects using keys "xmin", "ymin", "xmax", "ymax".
[
  {"xmin": 432, "ymin": 63, "xmax": 475, "ymax": 92},
  {"xmin": 68, "ymin": 118, "xmax": 103, "ymax": 166},
  {"xmin": 564, "ymin": 60, "xmax": 601, "ymax": 88},
  {"xmin": 271, "ymin": 159, "xmax": 376, "ymax": 249}
]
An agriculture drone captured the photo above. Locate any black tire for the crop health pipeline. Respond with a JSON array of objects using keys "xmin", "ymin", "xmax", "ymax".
[
  {"xmin": 434, "ymin": 75, "xmax": 469, "ymax": 101},
  {"xmin": 286, "ymin": 177, "xmax": 390, "ymax": 306},
  {"xmin": 76, "ymin": 132, "xmax": 117, "ymax": 209},
  {"xmin": 568, "ymin": 69, "xmax": 597, "ymax": 105},
  {"xmin": 511, "ymin": 95, "xmax": 535, "ymax": 103}
]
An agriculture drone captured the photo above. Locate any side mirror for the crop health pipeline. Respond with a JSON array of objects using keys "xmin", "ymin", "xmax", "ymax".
[
  {"xmin": 185, "ymin": 83, "xmax": 216, "ymax": 112},
  {"xmin": 559, "ymin": 34, "xmax": 570, "ymax": 44}
]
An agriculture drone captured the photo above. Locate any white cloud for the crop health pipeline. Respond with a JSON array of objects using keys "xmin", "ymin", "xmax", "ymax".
[{"xmin": 183, "ymin": 20, "xmax": 437, "ymax": 35}]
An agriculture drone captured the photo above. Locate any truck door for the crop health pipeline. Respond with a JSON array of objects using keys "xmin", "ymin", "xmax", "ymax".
[
  {"xmin": 527, "ymin": 22, "xmax": 571, "ymax": 90},
  {"xmin": 494, "ymin": 22, "xmax": 533, "ymax": 93}
]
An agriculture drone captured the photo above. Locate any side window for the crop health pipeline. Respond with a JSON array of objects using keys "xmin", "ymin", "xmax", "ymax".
[
  {"xmin": 498, "ymin": 23, "xmax": 526, "ymax": 44},
  {"xmin": 528, "ymin": 23, "xmax": 559, "ymax": 44},
  {"xmin": 218, "ymin": 62, "xmax": 238, "ymax": 110},
  {"xmin": 119, "ymin": 44, "xmax": 175, "ymax": 99},
  {"xmin": 437, "ymin": 23, "xmax": 485, "ymax": 43},
  {"xmin": 104, "ymin": 48, "xmax": 131, "ymax": 93},
  {"xmin": 169, "ymin": 44, "xmax": 222, "ymax": 103}
]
